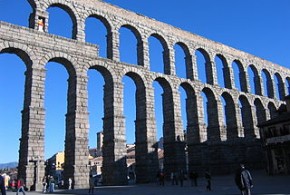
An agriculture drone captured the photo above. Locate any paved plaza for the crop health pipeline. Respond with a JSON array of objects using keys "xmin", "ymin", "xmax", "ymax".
[{"xmin": 6, "ymin": 170, "xmax": 290, "ymax": 195}]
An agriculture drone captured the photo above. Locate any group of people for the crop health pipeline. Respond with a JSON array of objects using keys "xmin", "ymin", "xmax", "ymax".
[
  {"xmin": 41, "ymin": 175, "xmax": 56, "ymax": 193},
  {"xmin": 0, "ymin": 164, "xmax": 253, "ymax": 195},
  {"xmin": 156, "ymin": 168, "xmax": 210, "ymax": 189},
  {"xmin": 155, "ymin": 163, "xmax": 253, "ymax": 195},
  {"xmin": 0, "ymin": 176, "xmax": 27, "ymax": 195}
]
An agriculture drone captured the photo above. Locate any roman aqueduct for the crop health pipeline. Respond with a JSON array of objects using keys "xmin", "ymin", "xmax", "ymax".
[{"xmin": 0, "ymin": 0, "xmax": 289, "ymax": 189}]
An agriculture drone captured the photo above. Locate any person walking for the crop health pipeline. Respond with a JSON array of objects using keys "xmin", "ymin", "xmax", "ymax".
[
  {"xmin": 189, "ymin": 170, "xmax": 198, "ymax": 186},
  {"xmin": 68, "ymin": 178, "xmax": 72, "ymax": 190},
  {"xmin": 0, "ymin": 175, "xmax": 6, "ymax": 195},
  {"xmin": 235, "ymin": 164, "xmax": 253, "ymax": 195},
  {"xmin": 88, "ymin": 175, "xmax": 95, "ymax": 194},
  {"xmin": 42, "ymin": 176, "xmax": 47, "ymax": 193},
  {"xmin": 178, "ymin": 169, "xmax": 184, "ymax": 187},
  {"xmin": 159, "ymin": 171, "xmax": 165, "ymax": 186},
  {"xmin": 16, "ymin": 178, "xmax": 26, "ymax": 195},
  {"xmin": 48, "ymin": 176, "xmax": 55, "ymax": 193},
  {"xmin": 205, "ymin": 169, "xmax": 211, "ymax": 191}
]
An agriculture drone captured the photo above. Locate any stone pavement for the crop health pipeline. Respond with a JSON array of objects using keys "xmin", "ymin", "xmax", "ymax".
[{"xmin": 6, "ymin": 170, "xmax": 290, "ymax": 195}]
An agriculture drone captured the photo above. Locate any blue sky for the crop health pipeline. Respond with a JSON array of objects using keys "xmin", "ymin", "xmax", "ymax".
[{"xmin": 0, "ymin": 0, "xmax": 290, "ymax": 163}]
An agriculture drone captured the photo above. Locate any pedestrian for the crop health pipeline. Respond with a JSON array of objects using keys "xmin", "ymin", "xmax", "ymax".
[
  {"xmin": 235, "ymin": 164, "xmax": 253, "ymax": 195},
  {"xmin": 159, "ymin": 171, "xmax": 165, "ymax": 186},
  {"xmin": 178, "ymin": 169, "xmax": 184, "ymax": 187},
  {"xmin": 68, "ymin": 178, "xmax": 72, "ymax": 190},
  {"xmin": 88, "ymin": 175, "xmax": 95, "ymax": 194},
  {"xmin": 0, "ymin": 175, "xmax": 6, "ymax": 195},
  {"xmin": 16, "ymin": 178, "xmax": 26, "ymax": 195},
  {"xmin": 45, "ymin": 175, "xmax": 50, "ymax": 192},
  {"xmin": 48, "ymin": 176, "xmax": 55, "ymax": 193},
  {"xmin": 42, "ymin": 176, "xmax": 47, "ymax": 193},
  {"xmin": 170, "ymin": 172, "xmax": 178, "ymax": 185},
  {"xmin": 189, "ymin": 170, "xmax": 198, "ymax": 186},
  {"xmin": 205, "ymin": 169, "xmax": 211, "ymax": 191}
]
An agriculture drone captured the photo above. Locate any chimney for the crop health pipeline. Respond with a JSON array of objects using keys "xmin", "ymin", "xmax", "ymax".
[{"xmin": 284, "ymin": 95, "xmax": 290, "ymax": 112}]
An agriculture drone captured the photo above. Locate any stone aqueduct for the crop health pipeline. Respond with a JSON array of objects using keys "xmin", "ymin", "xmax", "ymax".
[{"xmin": 1, "ymin": 0, "xmax": 290, "ymax": 189}]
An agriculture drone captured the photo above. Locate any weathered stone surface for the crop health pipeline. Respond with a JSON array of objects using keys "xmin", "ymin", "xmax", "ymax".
[{"xmin": 0, "ymin": 0, "xmax": 289, "ymax": 189}]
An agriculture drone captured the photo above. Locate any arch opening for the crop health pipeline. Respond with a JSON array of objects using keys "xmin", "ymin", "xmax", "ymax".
[
  {"xmin": 47, "ymin": 5, "xmax": 76, "ymax": 39},
  {"xmin": 85, "ymin": 16, "xmax": 109, "ymax": 58}
]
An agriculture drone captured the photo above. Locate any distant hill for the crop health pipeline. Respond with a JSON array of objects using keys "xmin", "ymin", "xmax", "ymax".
[{"xmin": 0, "ymin": 162, "xmax": 18, "ymax": 169}]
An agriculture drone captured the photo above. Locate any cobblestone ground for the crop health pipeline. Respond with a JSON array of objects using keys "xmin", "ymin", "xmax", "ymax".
[{"xmin": 7, "ymin": 171, "xmax": 290, "ymax": 195}]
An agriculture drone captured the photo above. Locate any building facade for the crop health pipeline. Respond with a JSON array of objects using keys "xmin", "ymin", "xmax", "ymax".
[{"xmin": 258, "ymin": 96, "xmax": 290, "ymax": 175}]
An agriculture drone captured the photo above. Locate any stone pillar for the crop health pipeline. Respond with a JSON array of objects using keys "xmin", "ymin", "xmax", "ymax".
[
  {"xmin": 191, "ymin": 52, "xmax": 199, "ymax": 81},
  {"xmin": 267, "ymin": 76, "xmax": 275, "ymax": 98},
  {"xmin": 224, "ymin": 99, "xmax": 240, "ymax": 140},
  {"xmin": 235, "ymin": 102, "xmax": 245, "ymax": 138},
  {"xmin": 76, "ymin": 18, "xmax": 85, "ymax": 42},
  {"xmin": 186, "ymin": 91, "xmax": 205, "ymax": 172},
  {"xmin": 206, "ymin": 96, "xmax": 221, "ymax": 143},
  {"xmin": 254, "ymin": 75, "xmax": 262, "ymax": 95},
  {"xmin": 102, "ymin": 80, "xmax": 127, "ymax": 185},
  {"xmin": 142, "ymin": 37, "xmax": 150, "ymax": 69},
  {"xmin": 185, "ymin": 55, "xmax": 194, "ymax": 80},
  {"xmin": 18, "ymin": 66, "xmax": 46, "ymax": 191},
  {"xmin": 251, "ymin": 106, "xmax": 260, "ymax": 138},
  {"xmin": 107, "ymin": 29, "xmax": 120, "ymax": 61},
  {"xmin": 240, "ymin": 70, "xmax": 249, "ymax": 93},
  {"xmin": 241, "ymin": 103, "xmax": 256, "ymax": 139},
  {"xmin": 223, "ymin": 66, "xmax": 233, "ymax": 89},
  {"xmin": 63, "ymin": 74, "xmax": 90, "ymax": 189},
  {"xmin": 137, "ymin": 38, "xmax": 145, "ymax": 67},
  {"xmin": 162, "ymin": 87, "xmax": 186, "ymax": 176},
  {"xmin": 163, "ymin": 47, "xmax": 174, "ymax": 75},
  {"xmin": 216, "ymin": 99, "xmax": 227, "ymax": 141},
  {"xmin": 205, "ymin": 61, "xmax": 215, "ymax": 85},
  {"xmin": 211, "ymin": 60, "xmax": 218, "ymax": 85},
  {"xmin": 277, "ymin": 80, "xmax": 286, "ymax": 100},
  {"xmin": 135, "ymin": 85, "xmax": 159, "ymax": 183}
]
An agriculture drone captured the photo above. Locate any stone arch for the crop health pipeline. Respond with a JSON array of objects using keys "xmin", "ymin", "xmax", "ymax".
[
  {"xmin": 27, "ymin": 0, "xmax": 38, "ymax": 28},
  {"xmin": 119, "ymin": 24, "xmax": 143, "ymax": 65},
  {"xmin": 261, "ymin": 69, "xmax": 274, "ymax": 98},
  {"xmin": 248, "ymin": 64, "xmax": 262, "ymax": 95},
  {"xmin": 0, "ymin": 46, "xmax": 35, "ymax": 185},
  {"xmin": 85, "ymin": 14, "xmax": 112, "ymax": 58},
  {"xmin": 274, "ymin": 72, "xmax": 285, "ymax": 100},
  {"xmin": 238, "ymin": 95, "xmax": 254, "ymax": 138},
  {"xmin": 221, "ymin": 92, "xmax": 238, "ymax": 139},
  {"xmin": 148, "ymin": 33, "xmax": 170, "ymax": 74},
  {"xmin": 174, "ymin": 42, "xmax": 192, "ymax": 79},
  {"xmin": 40, "ymin": 52, "xmax": 77, "ymax": 76},
  {"xmin": 286, "ymin": 77, "xmax": 290, "ymax": 95},
  {"xmin": 215, "ymin": 54, "xmax": 230, "ymax": 89},
  {"xmin": 202, "ymin": 87, "xmax": 220, "ymax": 142},
  {"xmin": 180, "ymin": 82, "xmax": 200, "ymax": 142},
  {"xmin": 195, "ymin": 48, "xmax": 213, "ymax": 84},
  {"xmin": 45, "ymin": 2, "xmax": 78, "ymax": 39},
  {"xmin": 0, "ymin": 47, "xmax": 33, "ymax": 69},
  {"xmin": 123, "ymin": 70, "xmax": 146, "ymax": 136},
  {"xmin": 268, "ymin": 101, "xmax": 278, "ymax": 119},
  {"xmin": 88, "ymin": 63, "xmax": 127, "ymax": 185},
  {"xmin": 43, "ymin": 55, "xmax": 84, "ymax": 187},
  {"xmin": 232, "ymin": 60, "xmax": 247, "ymax": 92},
  {"xmin": 254, "ymin": 98, "xmax": 266, "ymax": 127},
  {"xmin": 123, "ymin": 71, "xmax": 154, "ymax": 183},
  {"xmin": 154, "ymin": 76, "xmax": 183, "ymax": 175},
  {"xmin": 154, "ymin": 77, "xmax": 174, "ymax": 138}
]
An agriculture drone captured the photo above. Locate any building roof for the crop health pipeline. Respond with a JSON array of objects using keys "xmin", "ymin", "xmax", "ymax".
[{"xmin": 258, "ymin": 112, "xmax": 290, "ymax": 127}]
